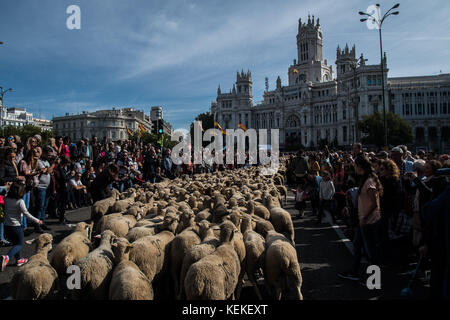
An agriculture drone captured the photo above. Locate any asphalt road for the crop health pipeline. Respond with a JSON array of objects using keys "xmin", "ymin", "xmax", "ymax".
[{"xmin": 0, "ymin": 191, "xmax": 430, "ymax": 300}]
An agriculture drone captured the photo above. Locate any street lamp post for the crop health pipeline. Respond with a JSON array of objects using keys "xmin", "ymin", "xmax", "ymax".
[
  {"xmin": 0, "ymin": 87, "xmax": 14, "ymax": 131},
  {"xmin": 359, "ymin": 3, "xmax": 400, "ymax": 149}
]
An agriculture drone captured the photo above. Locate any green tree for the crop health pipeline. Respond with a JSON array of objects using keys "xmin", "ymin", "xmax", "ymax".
[
  {"xmin": 2, "ymin": 125, "xmax": 54, "ymax": 146},
  {"xmin": 358, "ymin": 112, "xmax": 413, "ymax": 148}
]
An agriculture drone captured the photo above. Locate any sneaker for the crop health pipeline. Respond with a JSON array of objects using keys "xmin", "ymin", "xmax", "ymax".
[
  {"xmin": 1, "ymin": 255, "xmax": 9, "ymax": 272},
  {"xmin": 337, "ymin": 271, "xmax": 360, "ymax": 281},
  {"xmin": 16, "ymin": 258, "xmax": 28, "ymax": 267},
  {"xmin": 0, "ymin": 240, "xmax": 11, "ymax": 247}
]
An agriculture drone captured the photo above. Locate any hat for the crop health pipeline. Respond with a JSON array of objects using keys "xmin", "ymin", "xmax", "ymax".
[{"xmin": 391, "ymin": 147, "xmax": 403, "ymax": 154}]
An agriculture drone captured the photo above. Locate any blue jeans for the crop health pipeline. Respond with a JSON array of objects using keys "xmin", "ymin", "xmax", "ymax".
[
  {"xmin": 4, "ymin": 225, "xmax": 24, "ymax": 261},
  {"xmin": 34, "ymin": 188, "xmax": 49, "ymax": 224},
  {"xmin": 22, "ymin": 191, "xmax": 31, "ymax": 228},
  {"xmin": 0, "ymin": 223, "xmax": 4, "ymax": 241}
]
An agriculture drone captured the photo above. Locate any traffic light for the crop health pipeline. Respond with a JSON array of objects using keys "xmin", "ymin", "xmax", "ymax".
[{"xmin": 158, "ymin": 128, "xmax": 163, "ymax": 135}]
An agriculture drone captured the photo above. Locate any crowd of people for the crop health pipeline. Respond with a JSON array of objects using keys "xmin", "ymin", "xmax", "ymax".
[
  {"xmin": 286, "ymin": 143, "xmax": 450, "ymax": 299},
  {"xmin": 1, "ymin": 133, "xmax": 449, "ymax": 299}
]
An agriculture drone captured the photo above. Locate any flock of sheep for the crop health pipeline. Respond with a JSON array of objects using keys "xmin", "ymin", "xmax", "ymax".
[{"xmin": 10, "ymin": 161, "xmax": 304, "ymax": 300}]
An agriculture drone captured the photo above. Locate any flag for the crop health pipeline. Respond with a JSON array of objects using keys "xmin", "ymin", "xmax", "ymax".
[
  {"xmin": 214, "ymin": 121, "xmax": 227, "ymax": 136},
  {"xmin": 238, "ymin": 123, "xmax": 247, "ymax": 132},
  {"xmin": 126, "ymin": 126, "xmax": 133, "ymax": 136},
  {"xmin": 214, "ymin": 121, "xmax": 223, "ymax": 131},
  {"xmin": 293, "ymin": 69, "xmax": 299, "ymax": 74},
  {"xmin": 139, "ymin": 123, "xmax": 147, "ymax": 135}
]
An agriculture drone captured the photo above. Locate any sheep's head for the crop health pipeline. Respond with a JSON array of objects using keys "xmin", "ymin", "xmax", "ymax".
[
  {"xmin": 75, "ymin": 222, "xmax": 92, "ymax": 238},
  {"xmin": 180, "ymin": 210, "xmax": 195, "ymax": 223},
  {"xmin": 94, "ymin": 230, "xmax": 117, "ymax": 246},
  {"xmin": 228, "ymin": 198, "xmax": 238, "ymax": 209},
  {"xmin": 162, "ymin": 211, "xmax": 179, "ymax": 233},
  {"xmin": 240, "ymin": 215, "xmax": 255, "ymax": 234},
  {"xmin": 198, "ymin": 220, "xmax": 211, "ymax": 239},
  {"xmin": 111, "ymin": 237, "xmax": 133, "ymax": 263},
  {"xmin": 219, "ymin": 220, "xmax": 237, "ymax": 243},
  {"xmin": 26, "ymin": 233, "xmax": 53, "ymax": 254},
  {"xmin": 111, "ymin": 189, "xmax": 121, "ymax": 200},
  {"xmin": 255, "ymin": 220, "xmax": 275, "ymax": 239}
]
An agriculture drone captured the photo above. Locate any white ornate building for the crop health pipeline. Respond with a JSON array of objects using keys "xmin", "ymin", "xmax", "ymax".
[
  {"xmin": 52, "ymin": 107, "xmax": 153, "ymax": 142},
  {"xmin": 211, "ymin": 15, "xmax": 450, "ymax": 152}
]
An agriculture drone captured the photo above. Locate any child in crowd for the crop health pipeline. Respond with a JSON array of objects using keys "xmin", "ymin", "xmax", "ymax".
[
  {"xmin": 318, "ymin": 171, "xmax": 336, "ymax": 224},
  {"xmin": 292, "ymin": 183, "xmax": 309, "ymax": 219},
  {"xmin": 1, "ymin": 182, "xmax": 42, "ymax": 272}
]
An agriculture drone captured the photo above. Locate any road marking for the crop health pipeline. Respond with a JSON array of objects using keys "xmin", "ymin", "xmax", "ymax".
[{"xmin": 322, "ymin": 211, "xmax": 355, "ymax": 255}]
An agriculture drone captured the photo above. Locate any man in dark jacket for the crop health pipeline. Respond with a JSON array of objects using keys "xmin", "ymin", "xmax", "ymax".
[
  {"xmin": 0, "ymin": 147, "xmax": 25, "ymax": 185},
  {"xmin": 422, "ymin": 185, "xmax": 450, "ymax": 300},
  {"xmin": 293, "ymin": 150, "xmax": 309, "ymax": 184},
  {"xmin": 53, "ymin": 156, "xmax": 71, "ymax": 224},
  {"xmin": 89, "ymin": 164, "xmax": 119, "ymax": 203}
]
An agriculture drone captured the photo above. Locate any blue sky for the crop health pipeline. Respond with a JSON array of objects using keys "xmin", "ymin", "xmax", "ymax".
[{"xmin": 1, "ymin": 0, "xmax": 449, "ymax": 131}]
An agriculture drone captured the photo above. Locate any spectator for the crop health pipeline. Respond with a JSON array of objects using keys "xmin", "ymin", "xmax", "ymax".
[
  {"xmin": 1, "ymin": 182, "xmax": 42, "ymax": 272},
  {"xmin": 0, "ymin": 147, "xmax": 26, "ymax": 186},
  {"xmin": 293, "ymin": 183, "xmax": 308, "ymax": 219},
  {"xmin": 18, "ymin": 148, "xmax": 41, "ymax": 229},
  {"xmin": 421, "ymin": 185, "xmax": 450, "ymax": 300},
  {"xmin": 162, "ymin": 149, "xmax": 173, "ymax": 179},
  {"xmin": 293, "ymin": 150, "xmax": 309, "ymax": 183},
  {"xmin": 318, "ymin": 171, "xmax": 335, "ymax": 224},
  {"xmin": 69, "ymin": 172, "xmax": 88, "ymax": 208},
  {"xmin": 379, "ymin": 159, "xmax": 402, "ymax": 264},
  {"xmin": 53, "ymin": 155, "xmax": 71, "ymax": 224},
  {"xmin": 89, "ymin": 164, "xmax": 119, "ymax": 203},
  {"xmin": 33, "ymin": 146, "xmax": 54, "ymax": 233},
  {"xmin": 352, "ymin": 142, "xmax": 363, "ymax": 158},
  {"xmin": 338, "ymin": 155, "xmax": 383, "ymax": 281}
]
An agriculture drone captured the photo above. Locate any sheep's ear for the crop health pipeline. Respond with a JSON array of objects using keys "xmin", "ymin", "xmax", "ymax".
[
  {"xmin": 25, "ymin": 238, "xmax": 37, "ymax": 245},
  {"xmin": 94, "ymin": 234, "xmax": 102, "ymax": 239},
  {"xmin": 127, "ymin": 244, "xmax": 134, "ymax": 248},
  {"xmin": 111, "ymin": 243, "xmax": 118, "ymax": 247}
]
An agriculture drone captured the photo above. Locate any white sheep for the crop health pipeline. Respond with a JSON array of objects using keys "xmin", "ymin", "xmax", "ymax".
[
  {"xmin": 184, "ymin": 220, "xmax": 241, "ymax": 300},
  {"xmin": 109, "ymin": 238, "xmax": 154, "ymax": 300},
  {"xmin": 264, "ymin": 230, "xmax": 303, "ymax": 300},
  {"xmin": 129, "ymin": 212, "xmax": 178, "ymax": 286},
  {"xmin": 50, "ymin": 222, "xmax": 93, "ymax": 276},
  {"xmin": 11, "ymin": 234, "xmax": 58, "ymax": 300},
  {"xmin": 71, "ymin": 230, "xmax": 116, "ymax": 300}
]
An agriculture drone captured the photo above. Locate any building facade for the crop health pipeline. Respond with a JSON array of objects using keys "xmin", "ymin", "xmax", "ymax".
[
  {"xmin": 32, "ymin": 118, "xmax": 53, "ymax": 131},
  {"xmin": 211, "ymin": 15, "xmax": 450, "ymax": 152},
  {"xmin": 52, "ymin": 108, "xmax": 153, "ymax": 142},
  {"xmin": 0, "ymin": 106, "xmax": 34, "ymax": 128}
]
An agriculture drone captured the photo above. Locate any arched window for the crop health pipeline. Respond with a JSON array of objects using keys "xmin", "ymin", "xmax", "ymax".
[{"xmin": 286, "ymin": 115, "xmax": 301, "ymax": 128}]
